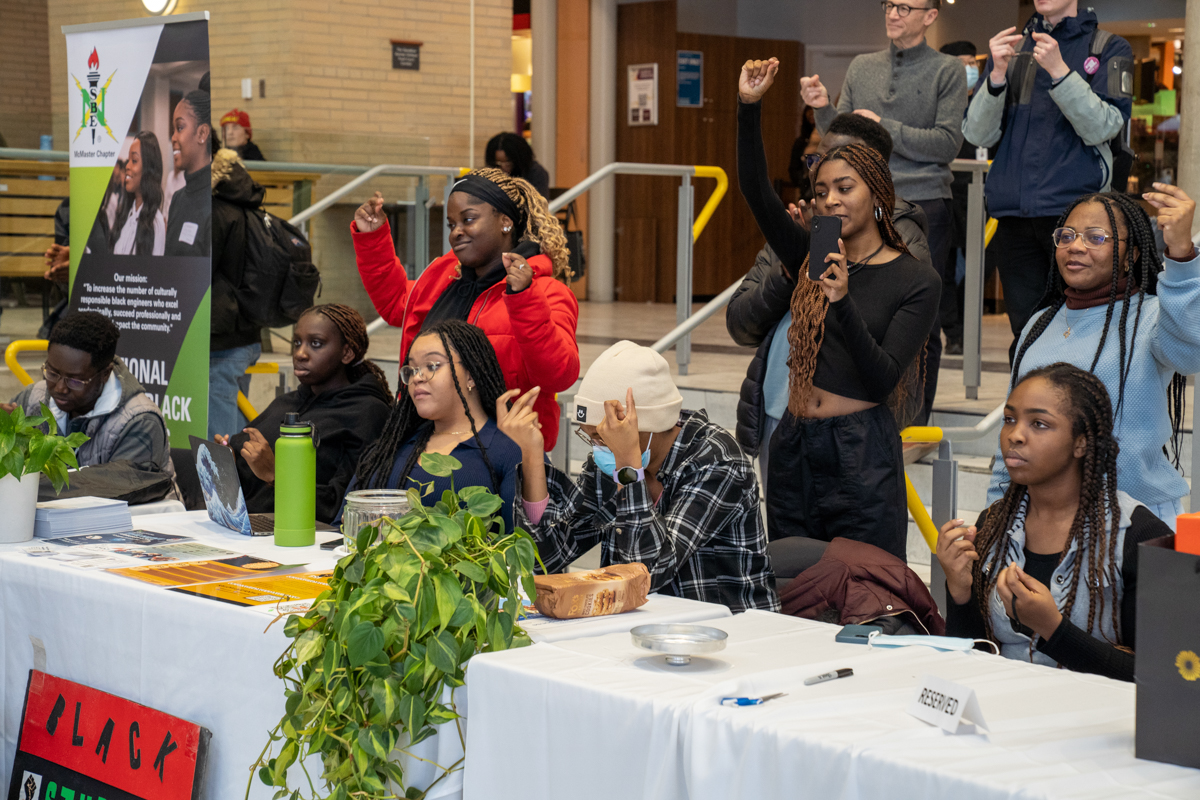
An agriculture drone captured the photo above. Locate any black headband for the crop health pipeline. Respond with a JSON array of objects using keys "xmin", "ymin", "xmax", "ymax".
[{"xmin": 451, "ymin": 174, "xmax": 526, "ymax": 240}]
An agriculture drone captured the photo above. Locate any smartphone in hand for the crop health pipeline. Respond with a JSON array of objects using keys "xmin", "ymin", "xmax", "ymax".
[{"xmin": 808, "ymin": 215, "xmax": 842, "ymax": 281}]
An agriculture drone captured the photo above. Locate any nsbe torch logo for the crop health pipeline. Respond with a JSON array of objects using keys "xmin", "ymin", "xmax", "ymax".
[{"xmin": 72, "ymin": 47, "xmax": 117, "ymax": 144}]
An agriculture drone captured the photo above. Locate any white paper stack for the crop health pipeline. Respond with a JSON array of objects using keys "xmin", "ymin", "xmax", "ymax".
[{"xmin": 33, "ymin": 496, "xmax": 133, "ymax": 538}]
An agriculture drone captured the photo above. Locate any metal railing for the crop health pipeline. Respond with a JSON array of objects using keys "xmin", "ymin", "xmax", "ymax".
[{"xmin": 546, "ymin": 162, "xmax": 728, "ymax": 375}]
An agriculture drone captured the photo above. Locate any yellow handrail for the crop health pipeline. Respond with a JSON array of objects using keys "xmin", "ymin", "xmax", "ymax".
[
  {"xmin": 691, "ymin": 166, "xmax": 728, "ymax": 241},
  {"xmin": 5, "ymin": 339, "xmax": 48, "ymax": 386},
  {"xmin": 237, "ymin": 391, "xmax": 258, "ymax": 422},
  {"xmin": 900, "ymin": 425, "xmax": 944, "ymax": 551},
  {"xmin": 985, "ymin": 218, "xmax": 998, "ymax": 247}
]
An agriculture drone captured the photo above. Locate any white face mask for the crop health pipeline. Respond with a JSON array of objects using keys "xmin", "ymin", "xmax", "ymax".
[
  {"xmin": 964, "ymin": 63, "xmax": 980, "ymax": 89},
  {"xmin": 868, "ymin": 633, "xmax": 997, "ymax": 653}
]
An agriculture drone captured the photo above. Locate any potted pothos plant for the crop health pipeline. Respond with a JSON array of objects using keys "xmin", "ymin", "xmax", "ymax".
[
  {"xmin": 0, "ymin": 403, "xmax": 90, "ymax": 543},
  {"xmin": 250, "ymin": 452, "xmax": 541, "ymax": 800}
]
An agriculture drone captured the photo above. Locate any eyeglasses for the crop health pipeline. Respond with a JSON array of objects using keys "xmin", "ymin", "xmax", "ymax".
[
  {"xmin": 1052, "ymin": 227, "xmax": 1119, "ymax": 249},
  {"xmin": 803, "ymin": 153, "xmax": 822, "ymax": 170},
  {"xmin": 42, "ymin": 363, "xmax": 102, "ymax": 392},
  {"xmin": 573, "ymin": 426, "xmax": 604, "ymax": 449},
  {"xmin": 881, "ymin": 1, "xmax": 931, "ymax": 16},
  {"xmin": 399, "ymin": 360, "xmax": 461, "ymax": 385}
]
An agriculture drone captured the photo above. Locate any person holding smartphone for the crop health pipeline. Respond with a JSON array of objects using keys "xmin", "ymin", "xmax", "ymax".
[{"xmin": 738, "ymin": 58, "xmax": 940, "ymax": 561}]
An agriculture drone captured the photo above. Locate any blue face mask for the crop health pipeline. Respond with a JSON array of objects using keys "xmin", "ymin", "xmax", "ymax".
[
  {"xmin": 964, "ymin": 64, "xmax": 979, "ymax": 89},
  {"xmin": 592, "ymin": 433, "xmax": 652, "ymax": 477}
]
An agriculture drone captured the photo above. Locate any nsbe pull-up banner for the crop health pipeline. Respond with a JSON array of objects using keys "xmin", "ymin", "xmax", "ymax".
[
  {"xmin": 63, "ymin": 13, "xmax": 213, "ymax": 442},
  {"xmin": 6, "ymin": 670, "xmax": 210, "ymax": 800}
]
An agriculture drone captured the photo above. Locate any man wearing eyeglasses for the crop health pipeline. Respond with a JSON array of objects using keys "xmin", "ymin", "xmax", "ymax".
[
  {"xmin": 801, "ymin": 0, "xmax": 965, "ymax": 423},
  {"xmin": 962, "ymin": 0, "xmax": 1133, "ymax": 363},
  {"xmin": 3, "ymin": 311, "xmax": 174, "ymax": 480}
]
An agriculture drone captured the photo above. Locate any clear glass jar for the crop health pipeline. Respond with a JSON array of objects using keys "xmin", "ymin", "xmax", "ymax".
[{"xmin": 341, "ymin": 489, "xmax": 412, "ymax": 549}]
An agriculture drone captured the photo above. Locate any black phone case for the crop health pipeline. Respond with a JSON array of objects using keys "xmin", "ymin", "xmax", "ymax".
[{"xmin": 808, "ymin": 215, "xmax": 842, "ymax": 281}]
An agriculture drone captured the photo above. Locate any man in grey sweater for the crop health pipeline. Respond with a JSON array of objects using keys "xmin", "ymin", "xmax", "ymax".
[{"xmin": 801, "ymin": 0, "xmax": 966, "ymax": 424}]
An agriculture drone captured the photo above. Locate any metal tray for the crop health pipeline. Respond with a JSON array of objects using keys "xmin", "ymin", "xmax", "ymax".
[{"xmin": 630, "ymin": 623, "xmax": 728, "ymax": 666}]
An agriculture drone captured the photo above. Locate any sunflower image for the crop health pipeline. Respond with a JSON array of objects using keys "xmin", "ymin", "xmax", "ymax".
[{"xmin": 1176, "ymin": 650, "xmax": 1200, "ymax": 681}]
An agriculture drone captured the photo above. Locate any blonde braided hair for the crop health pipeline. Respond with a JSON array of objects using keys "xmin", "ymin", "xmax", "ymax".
[{"xmin": 467, "ymin": 167, "xmax": 573, "ymax": 284}]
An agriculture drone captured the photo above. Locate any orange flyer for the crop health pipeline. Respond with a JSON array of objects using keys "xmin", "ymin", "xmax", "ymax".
[
  {"xmin": 108, "ymin": 555, "xmax": 285, "ymax": 587},
  {"xmin": 170, "ymin": 570, "xmax": 333, "ymax": 606}
]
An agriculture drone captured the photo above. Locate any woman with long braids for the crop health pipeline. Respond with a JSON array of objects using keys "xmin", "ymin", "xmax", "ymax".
[
  {"xmin": 938, "ymin": 363, "xmax": 1170, "ymax": 682},
  {"xmin": 110, "ymin": 131, "xmax": 166, "ymax": 256},
  {"xmin": 738, "ymin": 58, "xmax": 940, "ymax": 560},
  {"xmin": 346, "ymin": 319, "xmax": 523, "ymax": 530},
  {"xmin": 352, "ymin": 167, "xmax": 578, "ymax": 451},
  {"xmin": 215, "ymin": 304, "xmax": 392, "ymax": 523},
  {"xmin": 987, "ymin": 184, "xmax": 1200, "ymax": 526}
]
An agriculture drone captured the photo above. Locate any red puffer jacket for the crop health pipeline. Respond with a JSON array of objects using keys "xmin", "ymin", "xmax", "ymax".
[{"xmin": 352, "ymin": 221, "xmax": 580, "ymax": 450}]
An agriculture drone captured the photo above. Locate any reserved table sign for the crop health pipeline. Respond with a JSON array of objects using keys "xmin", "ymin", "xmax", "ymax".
[
  {"xmin": 6, "ymin": 670, "xmax": 210, "ymax": 800},
  {"xmin": 907, "ymin": 674, "xmax": 989, "ymax": 734}
]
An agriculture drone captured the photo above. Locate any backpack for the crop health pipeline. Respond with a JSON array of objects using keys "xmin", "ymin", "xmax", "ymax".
[
  {"xmin": 238, "ymin": 207, "xmax": 321, "ymax": 329},
  {"xmin": 1089, "ymin": 29, "xmax": 1136, "ymax": 193}
]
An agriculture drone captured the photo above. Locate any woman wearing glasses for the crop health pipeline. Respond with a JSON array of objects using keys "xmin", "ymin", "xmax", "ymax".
[
  {"xmin": 341, "ymin": 320, "xmax": 523, "ymax": 531},
  {"xmin": 987, "ymin": 184, "xmax": 1200, "ymax": 526}
]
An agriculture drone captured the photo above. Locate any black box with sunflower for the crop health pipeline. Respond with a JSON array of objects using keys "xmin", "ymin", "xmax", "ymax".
[{"xmin": 1136, "ymin": 535, "xmax": 1200, "ymax": 768}]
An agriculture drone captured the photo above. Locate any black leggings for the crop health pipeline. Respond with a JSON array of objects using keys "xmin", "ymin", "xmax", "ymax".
[{"xmin": 765, "ymin": 404, "xmax": 908, "ymax": 562}]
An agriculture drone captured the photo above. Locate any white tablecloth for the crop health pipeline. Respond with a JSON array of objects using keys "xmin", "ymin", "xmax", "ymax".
[
  {"xmin": 463, "ymin": 611, "xmax": 1200, "ymax": 800},
  {"xmin": 0, "ymin": 511, "xmax": 732, "ymax": 799}
]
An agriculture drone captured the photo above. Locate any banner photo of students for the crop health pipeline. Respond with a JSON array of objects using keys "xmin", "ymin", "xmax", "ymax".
[{"xmin": 63, "ymin": 13, "xmax": 212, "ymax": 443}]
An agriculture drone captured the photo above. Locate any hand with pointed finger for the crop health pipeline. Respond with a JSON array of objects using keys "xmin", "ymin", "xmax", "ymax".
[
  {"xmin": 495, "ymin": 387, "xmax": 544, "ymax": 457},
  {"xmin": 597, "ymin": 388, "xmax": 642, "ymax": 470},
  {"xmin": 935, "ymin": 518, "xmax": 979, "ymax": 605},
  {"xmin": 502, "ymin": 252, "xmax": 534, "ymax": 293},
  {"xmin": 240, "ymin": 427, "xmax": 276, "ymax": 483},
  {"xmin": 739, "ymin": 58, "xmax": 780, "ymax": 104},
  {"xmin": 815, "ymin": 238, "xmax": 848, "ymax": 302},
  {"xmin": 1143, "ymin": 182, "xmax": 1197, "ymax": 261},
  {"xmin": 353, "ymin": 191, "xmax": 387, "ymax": 234},
  {"xmin": 800, "ymin": 73, "xmax": 829, "ymax": 109}
]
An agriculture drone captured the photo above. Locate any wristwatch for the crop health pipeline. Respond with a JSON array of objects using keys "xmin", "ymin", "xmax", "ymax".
[{"xmin": 615, "ymin": 466, "xmax": 645, "ymax": 485}]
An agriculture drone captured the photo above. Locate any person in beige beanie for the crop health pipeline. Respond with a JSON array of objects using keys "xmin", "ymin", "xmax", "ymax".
[{"xmin": 497, "ymin": 341, "xmax": 779, "ymax": 613}]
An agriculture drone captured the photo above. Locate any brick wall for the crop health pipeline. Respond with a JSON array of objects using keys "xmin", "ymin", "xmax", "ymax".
[
  {"xmin": 1, "ymin": 0, "xmax": 53, "ymax": 149},
  {"xmin": 45, "ymin": 0, "xmax": 513, "ymax": 172}
]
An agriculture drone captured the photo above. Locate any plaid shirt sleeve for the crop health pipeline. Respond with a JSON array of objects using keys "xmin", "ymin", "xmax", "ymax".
[{"xmin": 516, "ymin": 460, "xmax": 605, "ymax": 575}]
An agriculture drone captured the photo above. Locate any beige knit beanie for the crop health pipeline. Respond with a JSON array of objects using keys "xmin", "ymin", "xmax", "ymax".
[{"xmin": 573, "ymin": 341, "xmax": 683, "ymax": 432}]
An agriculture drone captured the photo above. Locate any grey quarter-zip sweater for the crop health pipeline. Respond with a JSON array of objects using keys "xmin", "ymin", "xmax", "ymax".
[{"xmin": 815, "ymin": 39, "xmax": 967, "ymax": 202}]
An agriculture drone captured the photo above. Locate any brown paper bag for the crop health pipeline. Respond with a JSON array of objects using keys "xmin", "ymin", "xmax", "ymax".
[{"xmin": 533, "ymin": 562, "xmax": 651, "ymax": 619}]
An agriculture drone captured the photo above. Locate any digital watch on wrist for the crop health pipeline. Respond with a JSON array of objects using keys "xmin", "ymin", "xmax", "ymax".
[{"xmin": 615, "ymin": 466, "xmax": 645, "ymax": 485}]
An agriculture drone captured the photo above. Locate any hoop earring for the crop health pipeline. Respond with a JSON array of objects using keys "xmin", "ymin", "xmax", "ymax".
[{"xmin": 874, "ymin": 206, "xmax": 884, "ymax": 222}]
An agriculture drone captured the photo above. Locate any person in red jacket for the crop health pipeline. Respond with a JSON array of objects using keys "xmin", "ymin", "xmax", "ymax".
[{"xmin": 351, "ymin": 167, "xmax": 579, "ymax": 450}]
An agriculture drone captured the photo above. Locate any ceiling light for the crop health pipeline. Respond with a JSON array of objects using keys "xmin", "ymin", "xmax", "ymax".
[{"xmin": 141, "ymin": 0, "xmax": 178, "ymax": 13}]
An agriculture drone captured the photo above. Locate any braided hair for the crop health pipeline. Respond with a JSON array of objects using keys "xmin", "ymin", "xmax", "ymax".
[
  {"xmin": 1010, "ymin": 192, "xmax": 1187, "ymax": 467},
  {"xmin": 462, "ymin": 167, "xmax": 573, "ymax": 283},
  {"xmin": 973, "ymin": 363, "xmax": 1124, "ymax": 650},
  {"xmin": 352, "ymin": 320, "xmax": 508, "ymax": 492},
  {"xmin": 785, "ymin": 143, "xmax": 916, "ymax": 418},
  {"xmin": 299, "ymin": 303, "xmax": 391, "ymax": 400}
]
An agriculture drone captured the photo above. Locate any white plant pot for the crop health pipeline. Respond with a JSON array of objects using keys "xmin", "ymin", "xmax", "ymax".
[{"xmin": 0, "ymin": 472, "xmax": 40, "ymax": 543}]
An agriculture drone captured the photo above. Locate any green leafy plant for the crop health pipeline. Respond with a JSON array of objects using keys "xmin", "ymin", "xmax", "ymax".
[
  {"xmin": 250, "ymin": 453, "xmax": 541, "ymax": 800},
  {"xmin": 0, "ymin": 403, "xmax": 89, "ymax": 492}
]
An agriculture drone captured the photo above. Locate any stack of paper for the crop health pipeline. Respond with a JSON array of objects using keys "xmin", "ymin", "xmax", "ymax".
[{"xmin": 33, "ymin": 496, "xmax": 133, "ymax": 538}]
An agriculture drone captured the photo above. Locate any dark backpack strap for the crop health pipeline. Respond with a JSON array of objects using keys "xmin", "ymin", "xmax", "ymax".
[{"xmin": 1090, "ymin": 29, "xmax": 1113, "ymax": 58}]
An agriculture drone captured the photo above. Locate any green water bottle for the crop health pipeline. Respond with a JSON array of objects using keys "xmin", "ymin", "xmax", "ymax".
[{"xmin": 274, "ymin": 412, "xmax": 316, "ymax": 547}]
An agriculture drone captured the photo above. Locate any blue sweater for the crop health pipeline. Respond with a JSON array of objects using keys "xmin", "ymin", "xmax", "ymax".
[
  {"xmin": 340, "ymin": 419, "xmax": 522, "ymax": 531},
  {"xmin": 989, "ymin": 254, "xmax": 1200, "ymax": 509}
]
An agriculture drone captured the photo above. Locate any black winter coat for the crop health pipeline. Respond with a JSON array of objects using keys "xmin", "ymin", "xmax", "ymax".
[
  {"xmin": 211, "ymin": 150, "xmax": 266, "ymax": 350},
  {"xmin": 726, "ymin": 203, "xmax": 932, "ymax": 456}
]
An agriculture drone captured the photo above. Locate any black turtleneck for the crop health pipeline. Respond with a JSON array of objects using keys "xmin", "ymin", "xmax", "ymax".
[{"xmin": 165, "ymin": 163, "xmax": 213, "ymax": 257}]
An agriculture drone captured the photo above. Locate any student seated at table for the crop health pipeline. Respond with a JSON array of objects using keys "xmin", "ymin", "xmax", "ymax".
[
  {"xmin": 2, "ymin": 311, "xmax": 174, "ymax": 480},
  {"xmin": 343, "ymin": 319, "xmax": 522, "ymax": 530},
  {"xmin": 214, "ymin": 304, "xmax": 392, "ymax": 524},
  {"xmin": 499, "ymin": 341, "xmax": 779, "ymax": 614},
  {"xmin": 936, "ymin": 363, "xmax": 1171, "ymax": 682}
]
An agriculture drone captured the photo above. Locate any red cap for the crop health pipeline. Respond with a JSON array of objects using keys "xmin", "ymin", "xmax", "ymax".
[{"xmin": 219, "ymin": 108, "xmax": 252, "ymax": 138}]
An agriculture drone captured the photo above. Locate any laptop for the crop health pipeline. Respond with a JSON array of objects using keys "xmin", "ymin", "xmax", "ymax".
[{"xmin": 189, "ymin": 435, "xmax": 274, "ymax": 536}]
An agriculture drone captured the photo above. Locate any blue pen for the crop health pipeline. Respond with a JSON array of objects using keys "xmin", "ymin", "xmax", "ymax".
[{"xmin": 720, "ymin": 693, "xmax": 786, "ymax": 706}]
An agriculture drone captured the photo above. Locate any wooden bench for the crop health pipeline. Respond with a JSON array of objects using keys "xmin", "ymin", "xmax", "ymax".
[{"xmin": 0, "ymin": 160, "xmax": 69, "ymax": 282}]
